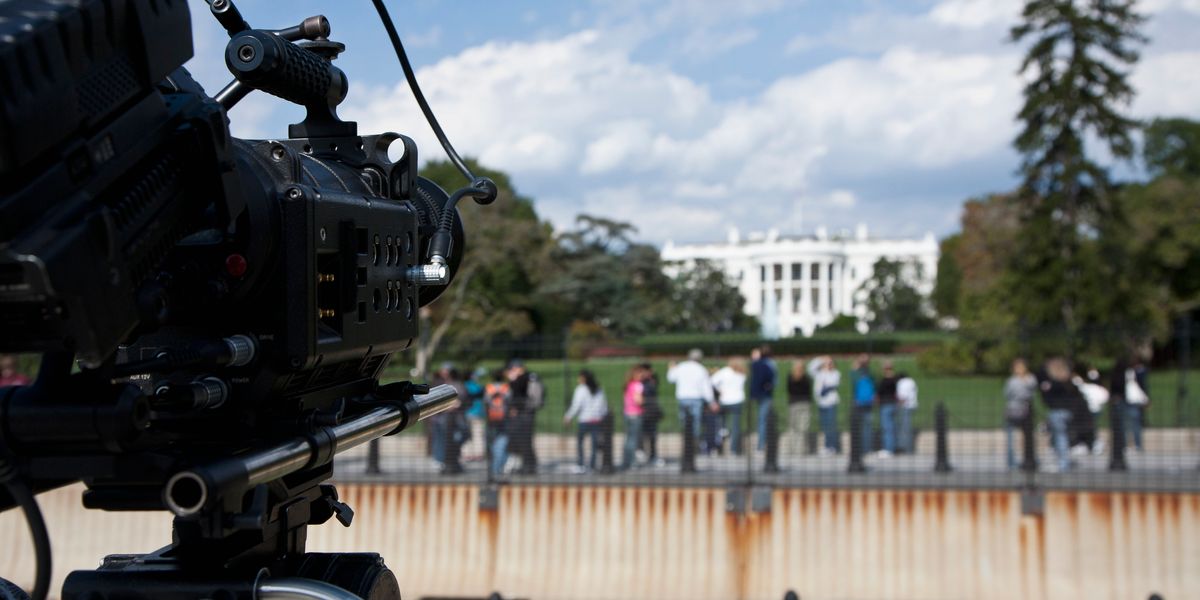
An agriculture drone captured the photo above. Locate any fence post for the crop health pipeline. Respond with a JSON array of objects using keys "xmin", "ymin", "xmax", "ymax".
[
  {"xmin": 1109, "ymin": 396, "xmax": 1127, "ymax": 472},
  {"xmin": 847, "ymin": 407, "xmax": 866, "ymax": 473},
  {"xmin": 764, "ymin": 407, "xmax": 780, "ymax": 473},
  {"xmin": 366, "ymin": 439, "xmax": 381, "ymax": 475},
  {"xmin": 934, "ymin": 402, "xmax": 952, "ymax": 473},
  {"xmin": 600, "ymin": 413, "xmax": 615, "ymax": 475},
  {"xmin": 1020, "ymin": 412, "xmax": 1038, "ymax": 473},
  {"xmin": 681, "ymin": 410, "xmax": 697, "ymax": 473}
]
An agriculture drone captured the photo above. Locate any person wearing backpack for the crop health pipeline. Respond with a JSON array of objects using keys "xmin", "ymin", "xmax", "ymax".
[
  {"xmin": 1003, "ymin": 358, "xmax": 1037, "ymax": 470},
  {"xmin": 507, "ymin": 359, "xmax": 542, "ymax": 475},
  {"xmin": 484, "ymin": 371, "xmax": 511, "ymax": 477}
]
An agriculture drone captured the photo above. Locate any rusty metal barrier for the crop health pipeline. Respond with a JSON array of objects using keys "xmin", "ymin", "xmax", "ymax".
[{"xmin": 3, "ymin": 483, "xmax": 1198, "ymax": 600}]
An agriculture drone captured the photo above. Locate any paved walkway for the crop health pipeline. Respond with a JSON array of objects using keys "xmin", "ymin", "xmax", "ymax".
[{"xmin": 333, "ymin": 429, "xmax": 1200, "ymax": 492}]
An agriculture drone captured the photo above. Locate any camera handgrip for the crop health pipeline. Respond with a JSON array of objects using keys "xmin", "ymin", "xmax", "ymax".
[{"xmin": 225, "ymin": 30, "xmax": 347, "ymax": 109}]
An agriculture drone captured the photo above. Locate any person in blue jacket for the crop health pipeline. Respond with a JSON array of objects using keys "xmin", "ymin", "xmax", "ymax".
[
  {"xmin": 851, "ymin": 354, "xmax": 876, "ymax": 457},
  {"xmin": 750, "ymin": 345, "xmax": 778, "ymax": 452}
]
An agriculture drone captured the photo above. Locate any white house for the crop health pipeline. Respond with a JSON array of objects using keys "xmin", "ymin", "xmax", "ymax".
[{"xmin": 661, "ymin": 225, "xmax": 939, "ymax": 336}]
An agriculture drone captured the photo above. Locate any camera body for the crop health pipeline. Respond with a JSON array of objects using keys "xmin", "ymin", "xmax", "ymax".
[{"xmin": 0, "ymin": 1, "xmax": 476, "ymax": 597}]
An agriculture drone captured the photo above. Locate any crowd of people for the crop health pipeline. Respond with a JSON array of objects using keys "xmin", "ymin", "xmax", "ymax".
[{"xmin": 1004, "ymin": 355, "xmax": 1151, "ymax": 472}]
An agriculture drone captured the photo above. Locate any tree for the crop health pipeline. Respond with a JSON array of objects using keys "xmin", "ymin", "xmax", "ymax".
[
  {"xmin": 1008, "ymin": 0, "xmax": 1146, "ymax": 348},
  {"xmin": 1143, "ymin": 117, "xmax": 1200, "ymax": 178},
  {"xmin": 667, "ymin": 259, "xmax": 758, "ymax": 333},
  {"xmin": 931, "ymin": 234, "xmax": 963, "ymax": 319},
  {"xmin": 858, "ymin": 258, "xmax": 934, "ymax": 332},
  {"xmin": 414, "ymin": 159, "xmax": 555, "ymax": 374},
  {"xmin": 541, "ymin": 215, "xmax": 676, "ymax": 337}
]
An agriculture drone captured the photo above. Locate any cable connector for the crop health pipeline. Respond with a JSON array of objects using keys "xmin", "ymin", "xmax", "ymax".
[{"xmin": 407, "ymin": 256, "xmax": 449, "ymax": 286}]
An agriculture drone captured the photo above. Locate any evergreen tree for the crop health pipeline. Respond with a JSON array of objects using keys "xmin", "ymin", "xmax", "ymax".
[{"xmin": 1008, "ymin": 0, "xmax": 1146, "ymax": 347}]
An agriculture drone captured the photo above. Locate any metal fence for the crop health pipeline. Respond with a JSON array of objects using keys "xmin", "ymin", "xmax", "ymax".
[{"xmin": 342, "ymin": 328, "xmax": 1200, "ymax": 493}]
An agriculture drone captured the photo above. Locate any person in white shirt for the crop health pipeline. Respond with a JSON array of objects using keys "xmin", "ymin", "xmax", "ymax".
[
  {"xmin": 710, "ymin": 358, "xmax": 748, "ymax": 455},
  {"xmin": 896, "ymin": 372, "xmax": 918, "ymax": 454},
  {"xmin": 563, "ymin": 370, "xmax": 608, "ymax": 473},
  {"xmin": 808, "ymin": 355, "xmax": 842, "ymax": 454},
  {"xmin": 667, "ymin": 348, "xmax": 713, "ymax": 443}
]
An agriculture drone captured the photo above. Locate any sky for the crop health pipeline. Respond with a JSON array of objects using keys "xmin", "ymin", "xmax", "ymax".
[{"xmin": 184, "ymin": 0, "xmax": 1200, "ymax": 245}]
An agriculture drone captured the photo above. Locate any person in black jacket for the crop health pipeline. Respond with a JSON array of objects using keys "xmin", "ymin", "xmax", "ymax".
[
  {"xmin": 638, "ymin": 363, "xmax": 665, "ymax": 466},
  {"xmin": 1038, "ymin": 357, "xmax": 1080, "ymax": 472},
  {"xmin": 506, "ymin": 359, "xmax": 539, "ymax": 475},
  {"xmin": 786, "ymin": 360, "xmax": 813, "ymax": 454}
]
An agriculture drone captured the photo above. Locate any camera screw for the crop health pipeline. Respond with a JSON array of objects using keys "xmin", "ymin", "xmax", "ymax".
[
  {"xmin": 286, "ymin": 187, "xmax": 303, "ymax": 200},
  {"xmin": 319, "ymin": 227, "xmax": 327, "ymax": 241},
  {"xmin": 270, "ymin": 145, "xmax": 286, "ymax": 161},
  {"xmin": 236, "ymin": 44, "xmax": 255, "ymax": 63}
]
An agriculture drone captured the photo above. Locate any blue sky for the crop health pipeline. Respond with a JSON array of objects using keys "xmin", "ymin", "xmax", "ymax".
[{"xmin": 185, "ymin": 0, "xmax": 1200, "ymax": 245}]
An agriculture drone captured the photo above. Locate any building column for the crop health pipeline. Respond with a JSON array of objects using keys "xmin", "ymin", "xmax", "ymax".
[
  {"xmin": 781, "ymin": 262, "xmax": 794, "ymax": 333},
  {"xmin": 817, "ymin": 260, "xmax": 829, "ymax": 321}
]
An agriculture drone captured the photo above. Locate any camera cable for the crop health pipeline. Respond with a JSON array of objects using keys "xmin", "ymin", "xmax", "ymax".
[{"xmin": 0, "ymin": 456, "xmax": 50, "ymax": 600}]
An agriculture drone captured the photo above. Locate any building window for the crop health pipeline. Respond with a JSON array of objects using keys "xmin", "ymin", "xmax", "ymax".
[
  {"xmin": 773, "ymin": 264, "xmax": 783, "ymax": 281},
  {"xmin": 792, "ymin": 290, "xmax": 801, "ymax": 313},
  {"xmin": 810, "ymin": 287, "xmax": 819, "ymax": 313},
  {"xmin": 791, "ymin": 263, "xmax": 802, "ymax": 280},
  {"xmin": 810, "ymin": 262, "xmax": 820, "ymax": 280},
  {"xmin": 850, "ymin": 267, "xmax": 856, "ymax": 279},
  {"xmin": 760, "ymin": 266, "xmax": 766, "ymax": 282},
  {"xmin": 827, "ymin": 263, "xmax": 835, "ymax": 281}
]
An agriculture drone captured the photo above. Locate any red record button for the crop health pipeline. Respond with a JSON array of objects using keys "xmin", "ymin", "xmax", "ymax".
[{"xmin": 225, "ymin": 254, "xmax": 248, "ymax": 279}]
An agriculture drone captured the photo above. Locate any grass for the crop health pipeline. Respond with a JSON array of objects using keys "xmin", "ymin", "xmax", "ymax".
[{"xmin": 382, "ymin": 355, "xmax": 1200, "ymax": 434}]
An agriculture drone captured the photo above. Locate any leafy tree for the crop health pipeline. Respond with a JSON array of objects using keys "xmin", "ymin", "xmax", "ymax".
[
  {"xmin": 667, "ymin": 259, "xmax": 758, "ymax": 333},
  {"xmin": 858, "ymin": 258, "xmax": 934, "ymax": 332},
  {"xmin": 1143, "ymin": 117, "xmax": 1200, "ymax": 178},
  {"xmin": 1008, "ymin": 0, "xmax": 1146, "ymax": 348},
  {"xmin": 931, "ymin": 234, "xmax": 963, "ymax": 319},
  {"xmin": 414, "ymin": 159, "xmax": 555, "ymax": 373}
]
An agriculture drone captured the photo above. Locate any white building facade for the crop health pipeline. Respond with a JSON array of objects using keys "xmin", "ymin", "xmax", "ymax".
[{"xmin": 661, "ymin": 225, "xmax": 939, "ymax": 336}]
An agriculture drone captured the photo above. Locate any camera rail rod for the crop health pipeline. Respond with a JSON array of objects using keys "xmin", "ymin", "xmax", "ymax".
[{"xmin": 164, "ymin": 384, "xmax": 458, "ymax": 517}]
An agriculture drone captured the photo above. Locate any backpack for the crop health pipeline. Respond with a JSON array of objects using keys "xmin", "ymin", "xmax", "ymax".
[
  {"xmin": 485, "ymin": 382, "xmax": 509, "ymax": 422},
  {"xmin": 524, "ymin": 374, "xmax": 545, "ymax": 411}
]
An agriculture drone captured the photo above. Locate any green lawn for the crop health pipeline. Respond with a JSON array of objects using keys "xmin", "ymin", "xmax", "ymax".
[{"xmin": 382, "ymin": 355, "xmax": 1200, "ymax": 434}]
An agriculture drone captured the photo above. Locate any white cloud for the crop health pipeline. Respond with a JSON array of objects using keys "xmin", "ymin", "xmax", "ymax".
[
  {"xmin": 1133, "ymin": 51, "xmax": 1200, "ymax": 117},
  {"xmin": 823, "ymin": 190, "xmax": 858, "ymax": 208},
  {"xmin": 1143, "ymin": 0, "xmax": 1200, "ymax": 14},
  {"xmin": 678, "ymin": 27, "xmax": 759, "ymax": 59},
  {"xmin": 928, "ymin": 0, "xmax": 1022, "ymax": 29}
]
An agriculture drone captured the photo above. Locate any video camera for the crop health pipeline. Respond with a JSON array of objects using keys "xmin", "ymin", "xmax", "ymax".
[{"xmin": 0, "ymin": 0, "xmax": 495, "ymax": 598}]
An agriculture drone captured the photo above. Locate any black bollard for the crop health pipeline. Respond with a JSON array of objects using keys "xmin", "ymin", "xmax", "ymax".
[
  {"xmin": 934, "ymin": 402, "xmax": 953, "ymax": 473},
  {"xmin": 600, "ymin": 413, "xmax": 615, "ymax": 475},
  {"xmin": 847, "ymin": 407, "xmax": 866, "ymax": 473},
  {"xmin": 783, "ymin": 591, "xmax": 800, "ymax": 600},
  {"xmin": 366, "ymin": 438, "xmax": 381, "ymax": 475},
  {"xmin": 681, "ymin": 410, "xmax": 697, "ymax": 473},
  {"xmin": 764, "ymin": 406, "xmax": 780, "ymax": 473},
  {"xmin": 1110, "ymin": 397, "xmax": 1127, "ymax": 472},
  {"xmin": 1020, "ymin": 412, "xmax": 1038, "ymax": 473}
]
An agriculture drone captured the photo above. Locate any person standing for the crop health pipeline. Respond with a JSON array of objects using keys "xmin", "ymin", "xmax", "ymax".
[
  {"xmin": 711, "ymin": 358, "xmax": 748, "ymax": 455},
  {"xmin": 463, "ymin": 367, "xmax": 487, "ymax": 462},
  {"xmin": 786, "ymin": 359, "xmax": 814, "ymax": 455},
  {"xmin": 750, "ymin": 346, "xmax": 778, "ymax": 452},
  {"xmin": 1039, "ymin": 357, "xmax": 1079, "ymax": 472},
  {"xmin": 0, "ymin": 355, "xmax": 31, "ymax": 386},
  {"xmin": 438, "ymin": 367, "xmax": 469, "ymax": 475},
  {"xmin": 564, "ymin": 370, "xmax": 608, "ymax": 473},
  {"xmin": 1004, "ymin": 359, "xmax": 1037, "ymax": 470},
  {"xmin": 667, "ymin": 349, "xmax": 713, "ymax": 453},
  {"xmin": 809, "ymin": 356, "xmax": 842, "ymax": 454},
  {"xmin": 621, "ymin": 366, "xmax": 646, "ymax": 469},
  {"xmin": 851, "ymin": 355, "xmax": 876, "ymax": 457},
  {"xmin": 875, "ymin": 361, "xmax": 899, "ymax": 458},
  {"xmin": 1122, "ymin": 357, "xmax": 1150, "ymax": 452},
  {"xmin": 896, "ymin": 370, "xmax": 918, "ymax": 454},
  {"xmin": 639, "ymin": 363, "xmax": 665, "ymax": 467},
  {"xmin": 507, "ymin": 360, "xmax": 543, "ymax": 475},
  {"xmin": 484, "ymin": 371, "xmax": 511, "ymax": 477}
]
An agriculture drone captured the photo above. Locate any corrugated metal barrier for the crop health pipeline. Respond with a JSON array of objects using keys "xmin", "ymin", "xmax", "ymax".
[{"xmin": 2, "ymin": 483, "xmax": 1197, "ymax": 599}]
